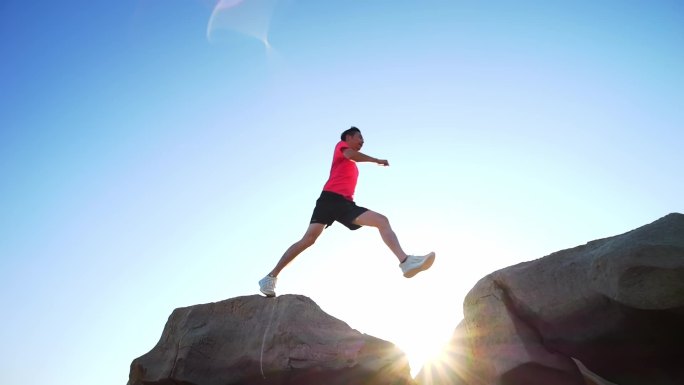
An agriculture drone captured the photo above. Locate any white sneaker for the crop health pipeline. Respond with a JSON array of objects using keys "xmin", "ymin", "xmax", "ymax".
[
  {"xmin": 400, "ymin": 252, "xmax": 436, "ymax": 278},
  {"xmin": 259, "ymin": 275, "xmax": 277, "ymax": 297}
]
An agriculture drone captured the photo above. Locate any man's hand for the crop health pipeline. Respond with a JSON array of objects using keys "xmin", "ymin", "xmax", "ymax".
[{"xmin": 377, "ymin": 159, "xmax": 389, "ymax": 166}]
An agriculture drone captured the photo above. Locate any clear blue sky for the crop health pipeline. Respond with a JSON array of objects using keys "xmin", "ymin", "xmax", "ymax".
[{"xmin": 1, "ymin": 0, "xmax": 683, "ymax": 383}]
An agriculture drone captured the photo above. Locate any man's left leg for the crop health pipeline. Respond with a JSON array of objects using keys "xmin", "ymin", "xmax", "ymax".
[
  {"xmin": 353, "ymin": 210, "xmax": 435, "ymax": 278},
  {"xmin": 353, "ymin": 210, "xmax": 407, "ymax": 262}
]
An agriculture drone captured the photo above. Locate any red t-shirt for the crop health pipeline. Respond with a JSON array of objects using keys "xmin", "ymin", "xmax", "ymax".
[{"xmin": 322, "ymin": 141, "xmax": 359, "ymax": 200}]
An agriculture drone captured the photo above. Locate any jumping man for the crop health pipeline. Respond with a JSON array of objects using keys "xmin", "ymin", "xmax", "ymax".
[{"xmin": 259, "ymin": 126, "xmax": 435, "ymax": 297}]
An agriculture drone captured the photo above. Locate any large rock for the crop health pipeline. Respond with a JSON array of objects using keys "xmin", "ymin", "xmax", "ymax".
[
  {"xmin": 421, "ymin": 213, "xmax": 684, "ymax": 385},
  {"xmin": 128, "ymin": 294, "xmax": 414, "ymax": 385}
]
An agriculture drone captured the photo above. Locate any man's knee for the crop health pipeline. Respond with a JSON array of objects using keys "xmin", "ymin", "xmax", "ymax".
[
  {"xmin": 301, "ymin": 231, "xmax": 321, "ymax": 246},
  {"xmin": 301, "ymin": 236, "xmax": 315, "ymax": 247},
  {"xmin": 355, "ymin": 211, "xmax": 391, "ymax": 229},
  {"xmin": 374, "ymin": 213, "xmax": 391, "ymax": 229}
]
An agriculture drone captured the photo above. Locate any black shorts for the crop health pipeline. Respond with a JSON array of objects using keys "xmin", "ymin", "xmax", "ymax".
[{"xmin": 310, "ymin": 191, "xmax": 369, "ymax": 230}]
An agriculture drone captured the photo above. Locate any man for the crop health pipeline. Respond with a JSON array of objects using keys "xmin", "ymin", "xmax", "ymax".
[{"xmin": 259, "ymin": 126, "xmax": 435, "ymax": 297}]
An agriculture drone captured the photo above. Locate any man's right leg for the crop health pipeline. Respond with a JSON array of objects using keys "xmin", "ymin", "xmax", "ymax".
[
  {"xmin": 259, "ymin": 223, "xmax": 325, "ymax": 297},
  {"xmin": 269, "ymin": 223, "xmax": 325, "ymax": 277}
]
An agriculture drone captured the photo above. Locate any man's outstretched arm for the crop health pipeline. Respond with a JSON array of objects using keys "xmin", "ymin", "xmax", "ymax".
[{"xmin": 343, "ymin": 148, "xmax": 389, "ymax": 166}]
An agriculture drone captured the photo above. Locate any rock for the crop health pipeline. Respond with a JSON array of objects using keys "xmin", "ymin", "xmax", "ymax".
[
  {"xmin": 128, "ymin": 294, "xmax": 414, "ymax": 385},
  {"xmin": 421, "ymin": 213, "xmax": 684, "ymax": 385}
]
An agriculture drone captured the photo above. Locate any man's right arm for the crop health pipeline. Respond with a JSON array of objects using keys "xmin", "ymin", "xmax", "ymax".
[{"xmin": 343, "ymin": 148, "xmax": 389, "ymax": 166}]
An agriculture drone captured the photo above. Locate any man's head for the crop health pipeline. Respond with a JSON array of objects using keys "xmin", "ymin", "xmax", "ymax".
[{"xmin": 341, "ymin": 126, "xmax": 364, "ymax": 150}]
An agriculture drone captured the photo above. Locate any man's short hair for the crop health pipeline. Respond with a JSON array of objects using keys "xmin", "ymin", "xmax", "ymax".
[{"xmin": 341, "ymin": 126, "xmax": 361, "ymax": 141}]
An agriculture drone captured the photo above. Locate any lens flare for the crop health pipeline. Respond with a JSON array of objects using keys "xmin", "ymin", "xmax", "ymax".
[{"xmin": 206, "ymin": 0, "xmax": 278, "ymax": 49}]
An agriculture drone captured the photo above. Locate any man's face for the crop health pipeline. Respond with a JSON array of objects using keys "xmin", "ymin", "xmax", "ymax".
[{"xmin": 347, "ymin": 132, "xmax": 364, "ymax": 151}]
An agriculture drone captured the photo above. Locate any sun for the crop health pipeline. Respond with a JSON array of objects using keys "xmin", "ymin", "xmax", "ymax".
[
  {"xmin": 396, "ymin": 325, "xmax": 456, "ymax": 377},
  {"xmin": 410, "ymin": 324, "xmax": 478, "ymax": 383}
]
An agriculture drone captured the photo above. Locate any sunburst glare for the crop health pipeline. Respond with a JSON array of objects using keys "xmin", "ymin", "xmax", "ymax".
[{"xmin": 206, "ymin": 0, "xmax": 279, "ymax": 48}]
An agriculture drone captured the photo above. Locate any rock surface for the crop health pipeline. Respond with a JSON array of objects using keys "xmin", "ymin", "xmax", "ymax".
[
  {"xmin": 420, "ymin": 213, "xmax": 684, "ymax": 385},
  {"xmin": 128, "ymin": 294, "xmax": 414, "ymax": 385}
]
